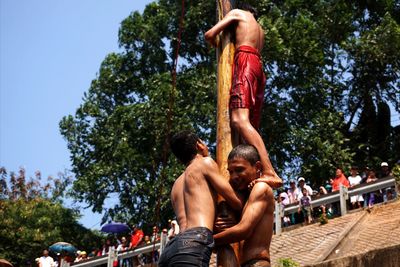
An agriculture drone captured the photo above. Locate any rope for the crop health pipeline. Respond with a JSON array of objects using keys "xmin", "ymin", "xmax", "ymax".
[{"xmin": 154, "ymin": 0, "xmax": 186, "ymax": 236}]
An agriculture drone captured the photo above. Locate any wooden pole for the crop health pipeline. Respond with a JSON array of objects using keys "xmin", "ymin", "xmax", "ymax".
[{"xmin": 215, "ymin": 1, "xmax": 239, "ymax": 266}]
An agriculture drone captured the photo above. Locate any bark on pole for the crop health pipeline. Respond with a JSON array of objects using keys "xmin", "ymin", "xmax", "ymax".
[{"xmin": 215, "ymin": 1, "xmax": 239, "ymax": 266}]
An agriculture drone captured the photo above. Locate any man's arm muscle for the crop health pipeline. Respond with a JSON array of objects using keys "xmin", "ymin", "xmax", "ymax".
[
  {"xmin": 214, "ymin": 183, "xmax": 272, "ymax": 245},
  {"xmin": 205, "ymin": 9, "xmax": 243, "ymax": 45}
]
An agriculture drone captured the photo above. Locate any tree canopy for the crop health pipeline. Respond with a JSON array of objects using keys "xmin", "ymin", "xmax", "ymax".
[
  {"xmin": 60, "ymin": 0, "xmax": 400, "ymax": 228},
  {"xmin": 0, "ymin": 168, "xmax": 102, "ymax": 266}
]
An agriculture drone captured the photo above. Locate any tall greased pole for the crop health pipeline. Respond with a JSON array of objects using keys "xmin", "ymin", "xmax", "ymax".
[{"xmin": 215, "ymin": 1, "xmax": 239, "ymax": 266}]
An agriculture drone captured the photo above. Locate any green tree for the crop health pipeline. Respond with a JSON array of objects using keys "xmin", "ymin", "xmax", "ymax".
[
  {"xmin": 60, "ymin": 0, "xmax": 217, "ymax": 229},
  {"xmin": 0, "ymin": 167, "xmax": 102, "ymax": 266},
  {"xmin": 60, "ymin": 0, "xmax": 400, "ymax": 227}
]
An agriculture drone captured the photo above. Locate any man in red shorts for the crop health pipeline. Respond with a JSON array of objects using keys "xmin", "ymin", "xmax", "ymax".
[{"xmin": 205, "ymin": 4, "xmax": 282, "ymax": 188}]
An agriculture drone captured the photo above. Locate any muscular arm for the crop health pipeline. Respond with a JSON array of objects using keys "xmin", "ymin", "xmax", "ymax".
[
  {"xmin": 214, "ymin": 183, "xmax": 272, "ymax": 245},
  {"xmin": 204, "ymin": 9, "xmax": 243, "ymax": 46},
  {"xmin": 202, "ymin": 157, "xmax": 243, "ymax": 211}
]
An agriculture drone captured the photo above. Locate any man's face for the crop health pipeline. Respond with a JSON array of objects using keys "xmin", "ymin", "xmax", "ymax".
[
  {"xmin": 336, "ymin": 169, "xmax": 342, "ymax": 177},
  {"xmin": 43, "ymin": 250, "xmax": 49, "ymax": 256},
  {"xmin": 228, "ymin": 157, "xmax": 258, "ymax": 190}
]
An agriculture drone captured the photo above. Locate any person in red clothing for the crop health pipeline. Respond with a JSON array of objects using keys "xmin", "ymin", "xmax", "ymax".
[
  {"xmin": 205, "ymin": 4, "xmax": 282, "ymax": 189},
  {"xmin": 129, "ymin": 224, "xmax": 144, "ymax": 249},
  {"xmin": 330, "ymin": 168, "xmax": 350, "ymax": 192}
]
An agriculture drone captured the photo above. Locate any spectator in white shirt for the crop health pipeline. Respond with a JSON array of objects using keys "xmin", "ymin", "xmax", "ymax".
[
  {"xmin": 167, "ymin": 220, "xmax": 180, "ymax": 241},
  {"xmin": 348, "ymin": 166, "xmax": 364, "ymax": 209},
  {"xmin": 287, "ymin": 180, "xmax": 299, "ymax": 204},
  {"xmin": 39, "ymin": 250, "xmax": 56, "ymax": 267},
  {"xmin": 296, "ymin": 177, "xmax": 313, "ymax": 201}
]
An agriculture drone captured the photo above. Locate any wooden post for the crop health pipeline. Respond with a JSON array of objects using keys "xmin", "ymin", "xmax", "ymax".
[{"xmin": 215, "ymin": 1, "xmax": 239, "ymax": 267}]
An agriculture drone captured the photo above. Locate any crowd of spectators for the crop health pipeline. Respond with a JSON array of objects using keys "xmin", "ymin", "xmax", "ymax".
[
  {"xmin": 37, "ymin": 220, "xmax": 179, "ymax": 267},
  {"xmin": 277, "ymin": 161, "xmax": 397, "ymax": 227},
  {"xmin": 37, "ymin": 161, "xmax": 397, "ymax": 266}
]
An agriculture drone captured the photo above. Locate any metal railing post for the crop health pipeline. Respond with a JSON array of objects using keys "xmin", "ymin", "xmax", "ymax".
[
  {"xmin": 160, "ymin": 231, "xmax": 168, "ymax": 254},
  {"xmin": 340, "ymin": 184, "xmax": 348, "ymax": 216},
  {"xmin": 107, "ymin": 246, "xmax": 116, "ymax": 267},
  {"xmin": 275, "ymin": 201, "xmax": 282, "ymax": 235}
]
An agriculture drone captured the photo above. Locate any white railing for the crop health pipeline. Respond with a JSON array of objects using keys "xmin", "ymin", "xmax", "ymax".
[
  {"xmin": 69, "ymin": 233, "xmax": 167, "ymax": 267},
  {"xmin": 274, "ymin": 177, "xmax": 397, "ymax": 234}
]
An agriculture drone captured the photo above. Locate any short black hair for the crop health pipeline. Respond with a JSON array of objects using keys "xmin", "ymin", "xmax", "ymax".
[
  {"xmin": 238, "ymin": 3, "xmax": 258, "ymax": 20},
  {"xmin": 170, "ymin": 130, "xmax": 200, "ymax": 165},
  {"xmin": 228, "ymin": 144, "xmax": 260, "ymax": 165}
]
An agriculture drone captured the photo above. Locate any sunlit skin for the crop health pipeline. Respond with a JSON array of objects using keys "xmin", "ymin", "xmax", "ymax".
[
  {"xmin": 205, "ymin": 9, "xmax": 282, "ymax": 189},
  {"xmin": 214, "ymin": 156, "xmax": 274, "ymax": 265},
  {"xmin": 171, "ymin": 140, "xmax": 243, "ymax": 233}
]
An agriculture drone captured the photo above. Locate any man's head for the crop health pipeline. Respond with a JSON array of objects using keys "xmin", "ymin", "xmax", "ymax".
[
  {"xmin": 350, "ymin": 166, "xmax": 358, "ymax": 176},
  {"xmin": 170, "ymin": 130, "xmax": 208, "ymax": 165},
  {"xmin": 238, "ymin": 2, "xmax": 259, "ymax": 20},
  {"xmin": 298, "ymin": 177, "xmax": 305, "ymax": 188},
  {"xmin": 43, "ymin": 250, "xmax": 49, "ymax": 256},
  {"xmin": 381, "ymin": 162, "xmax": 390, "ymax": 173},
  {"xmin": 335, "ymin": 168, "xmax": 343, "ymax": 177},
  {"xmin": 228, "ymin": 145, "xmax": 261, "ymax": 190}
]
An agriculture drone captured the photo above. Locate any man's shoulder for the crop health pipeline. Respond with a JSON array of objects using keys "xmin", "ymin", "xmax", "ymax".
[
  {"xmin": 229, "ymin": 9, "xmax": 246, "ymax": 16},
  {"xmin": 195, "ymin": 156, "xmax": 217, "ymax": 170},
  {"xmin": 251, "ymin": 182, "xmax": 274, "ymax": 198}
]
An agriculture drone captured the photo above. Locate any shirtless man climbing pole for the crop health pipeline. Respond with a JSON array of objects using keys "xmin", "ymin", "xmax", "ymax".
[
  {"xmin": 205, "ymin": 4, "xmax": 282, "ymax": 188},
  {"xmin": 214, "ymin": 144, "xmax": 275, "ymax": 267},
  {"xmin": 158, "ymin": 130, "xmax": 243, "ymax": 267}
]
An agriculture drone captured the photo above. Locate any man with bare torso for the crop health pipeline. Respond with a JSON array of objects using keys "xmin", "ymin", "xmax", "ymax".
[
  {"xmin": 158, "ymin": 130, "xmax": 243, "ymax": 267},
  {"xmin": 214, "ymin": 144, "xmax": 274, "ymax": 267},
  {"xmin": 205, "ymin": 4, "xmax": 282, "ymax": 189}
]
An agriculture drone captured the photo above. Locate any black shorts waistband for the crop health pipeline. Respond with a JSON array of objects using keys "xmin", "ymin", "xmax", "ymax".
[{"xmin": 180, "ymin": 227, "xmax": 213, "ymax": 235}]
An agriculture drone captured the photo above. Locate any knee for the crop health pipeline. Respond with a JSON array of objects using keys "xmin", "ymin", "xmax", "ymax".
[{"xmin": 230, "ymin": 114, "xmax": 249, "ymax": 131}]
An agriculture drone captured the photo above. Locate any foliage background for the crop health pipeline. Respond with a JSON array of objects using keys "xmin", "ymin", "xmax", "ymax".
[
  {"xmin": 59, "ymin": 0, "xmax": 400, "ymax": 229},
  {"xmin": 0, "ymin": 168, "xmax": 103, "ymax": 266}
]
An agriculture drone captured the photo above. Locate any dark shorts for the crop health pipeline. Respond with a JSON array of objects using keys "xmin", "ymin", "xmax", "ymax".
[
  {"xmin": 230, "ymin": 45, "xmax": 266, "ymax": 130},
  {"xmin": 241, "ymin": 259, "xmax": 271, "ymax": 267},
  {"xmin": 158, "ymin": 227, "xmax": 214, "ymax": 267}
]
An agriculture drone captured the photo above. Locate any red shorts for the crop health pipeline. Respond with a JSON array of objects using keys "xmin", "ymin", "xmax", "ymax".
[{"xmin": 230, "ymin": 45, "xmax": 266, "ymax": 130}]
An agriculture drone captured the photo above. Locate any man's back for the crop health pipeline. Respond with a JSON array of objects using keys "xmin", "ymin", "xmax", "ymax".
[
  {"xmin": 171, "ymin": 173, "xmax": 187, "ymax": 231},
  {"xmin": 162, "ymin": 131, "xmax": 243, "ymax": 267},
  {"xmin": 232, "ymin": 9, "xmax": 264, "ymax": 52},
  {"xmin": 172, "ymin": 157, "xmax": 217, "ymax": 231}
]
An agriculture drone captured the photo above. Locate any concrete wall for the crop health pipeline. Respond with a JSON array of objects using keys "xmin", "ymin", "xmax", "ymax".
[{"xmin": 305, "ymin": 244, "xmax": 400, "ymax": 267}]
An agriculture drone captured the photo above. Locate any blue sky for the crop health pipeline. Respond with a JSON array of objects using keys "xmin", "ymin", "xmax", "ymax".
[{"xmin": 0, "ymin": 0, "xmax": 152, "ymax": 229}]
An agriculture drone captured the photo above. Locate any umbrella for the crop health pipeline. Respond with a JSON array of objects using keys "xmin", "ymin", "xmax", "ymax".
[
  {"xmin": 101, "ymin": 222, "xmax": 130, "ymax": 233},
  {"xmin": 0, "ymin": 259, "xmax": 13, "ymax": 267},
  {"xmin": 49, "ymin": 242, "xmax": 77, "ymax": 255}
]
